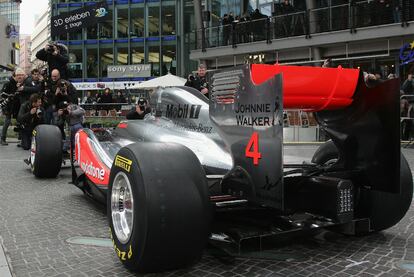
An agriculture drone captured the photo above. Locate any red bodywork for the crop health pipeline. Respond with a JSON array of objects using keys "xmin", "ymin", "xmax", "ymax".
[
  {"xmin": 251, "ymin": 64, "xmax": 360, "ymax": 112},
  {"xmin": 75, "ymin": 130, "xmax": 110, "ymax": 186}
]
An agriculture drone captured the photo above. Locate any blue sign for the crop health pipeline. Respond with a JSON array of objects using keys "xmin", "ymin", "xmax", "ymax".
[{"xmin": 400, "ymin": 41, "xmax": 414, "ymax": 65}]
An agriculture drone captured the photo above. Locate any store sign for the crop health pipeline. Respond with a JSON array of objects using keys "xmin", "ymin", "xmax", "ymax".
[
  {"xmin": 107, "ymin": 64, "xmax": 151, "ymax": 78},
  {"xmin": 400, "ymin": 41, "xmax": 414, "ymax": 65},
  {"xmin": 51, "ymin": 1, "xmax": 109, "ymax": 37},
  {"xmin": 5, "ymin": 24, "xmax": 18, "ymax": 38},
  {"xmin": 72, "ymin": 81, "xmax": 141, "ymax": 91}
]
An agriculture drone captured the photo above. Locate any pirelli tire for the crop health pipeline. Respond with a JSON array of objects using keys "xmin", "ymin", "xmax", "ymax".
[
  {"xmin": 108, "ymin": 142, "xmax": 211, "ymax": 273},
  {"xmin": 312, "ymin": 141, "xmax": 413, "ymax": 232},
  {"xmin": 31, "ymin": 124, "xmax": 63, "ymax": 178}
]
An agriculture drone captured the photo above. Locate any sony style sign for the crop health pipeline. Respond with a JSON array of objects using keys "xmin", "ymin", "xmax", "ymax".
[
  {"xmin": 51, "ymin": 1, "xmax": 109, "ymax": 37},
  {"xmin": 107, "ymin": 64, "xmax": 152, "ymax": 78}
]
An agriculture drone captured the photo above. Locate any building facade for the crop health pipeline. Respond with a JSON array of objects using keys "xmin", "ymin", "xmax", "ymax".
[
  {"xmin": 51, "ymin": 0, "xmax": 195, "ymax": 88},
  {"xmin": 0, "ymin": 0, "xmax": 20, "ymax": 27},
  {"xmin": 19, "ymin": 35, "xmax": 31, "ymax": 73},
  {"xmin": 31, "ymin": 8, "xmax": 51, "ymax": 68},
  {"xmin": 190, "ymin": 0, "xmax": 414, "ymax": 79}
]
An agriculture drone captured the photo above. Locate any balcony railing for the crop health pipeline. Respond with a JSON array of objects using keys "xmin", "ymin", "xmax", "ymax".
[{"xmin": 187, "ymin": 0, "xmax": 413, "ymax": 52}]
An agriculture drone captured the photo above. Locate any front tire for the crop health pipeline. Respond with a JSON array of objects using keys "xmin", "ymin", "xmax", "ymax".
[
  {"xmin": 312, "ymin": 141, "xmax": 413, "ymax": 232},
  {"xmin": 108, "ymin": 142, "xmax": 211, "ymax": 273},
  {"xmin": 31, "ymin": 125, "xmax": 62, "ymax": 178}
]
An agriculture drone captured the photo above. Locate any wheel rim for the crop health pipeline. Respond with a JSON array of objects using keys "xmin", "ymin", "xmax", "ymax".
[
  {"xmin": 111, "ymin": 171, "xmax": 134, "ymax": 244},
  {"xmin": 30, "ymin": 136, "xmax": 36, "ymax": 170}
]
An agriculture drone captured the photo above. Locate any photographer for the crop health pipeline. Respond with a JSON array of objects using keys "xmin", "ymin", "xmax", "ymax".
[
  {"xmin": 17, "ymin": 94, "xmax": 44, "ymax": 150},
  {"xmin": 1, "ymin": 68, "xmax": 26, "ymax": 145},
  {"xmin": 185, "ymin": 64, "xmax": 210, "ymax": 99},
  {"xmin": 126, "ymin": 98, "xmax": 151, "ymax": 120},
  {"xmin": 55, "ymin": 100, "xmax": 85, "ymax": 150},
  {"xmin": 17, "ymin": 68, "xmax": 42, "ymax": 104},
  {"xmin": 36, "ymin": 42, "xmax": 69, "ymax": 80}
]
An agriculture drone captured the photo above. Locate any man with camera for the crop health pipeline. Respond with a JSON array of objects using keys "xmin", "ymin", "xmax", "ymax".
[
  {"xmin": 1, "ymin": 68, "xmax": 26, "ymax": 145},
  {"xmin": 185, "ymin": 64, "xmax": 210, "ymax": 99},
  {"xmin": 36, "ymin": 42, "xmax": 69, "ymax": 80},
  {"xmin": 126, "ymin": 98, "xmax": 151, "ymax": 120},
  {"xmin": 17, "ymin": 93, "xmax": 44, "ymax": 150},
  {"xmin": 55, "ymin": 99, "xmax": 85, "ymax": 151}
]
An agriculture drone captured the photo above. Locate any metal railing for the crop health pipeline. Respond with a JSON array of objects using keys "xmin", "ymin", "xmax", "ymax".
[{"xmin": 188, "ymin": 0, "xmax": 413, "ymax": 51}]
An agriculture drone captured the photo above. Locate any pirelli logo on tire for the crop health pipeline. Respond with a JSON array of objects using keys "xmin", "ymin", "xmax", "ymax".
[{"xmin": 115, "ymin": 155, "xmax": 132, "ymax": 172}]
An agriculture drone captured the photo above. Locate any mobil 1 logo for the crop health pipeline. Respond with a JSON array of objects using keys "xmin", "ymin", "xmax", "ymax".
[{"xmin": 165, "ymin": 104, "xmax": 202, "ymax": 119}]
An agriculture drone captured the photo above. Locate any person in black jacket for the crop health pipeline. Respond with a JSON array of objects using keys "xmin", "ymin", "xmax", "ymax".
[
  {"xmin": 1, "ymin": 68, "xmax": 26, "ymax": 145},
  {"xmin": 126, "ymin": 98, "xmax": 151, "ymax": 120},
  {"xmin": 185, "ymin": 64, "xmax": 210, "ymax": 99},
  {"xmin": 17, "ymin": 93, "xmax": 44, "ymax": 150},
  {"xmin": 16, "ymin": 68, "xmax": 42, "ymax": 105},
  {"xmin": 35, "ymin": 42, "xmax": 69, "ymax": 80}
]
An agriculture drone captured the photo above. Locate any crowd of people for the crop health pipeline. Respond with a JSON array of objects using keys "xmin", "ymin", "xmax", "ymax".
[
  {"xmin": 0, "ymin": 41, "xmax": 83, "ymax": 151},
  {"xmin": 214, "ymin": 0, "xmax": 413, "ymax": 46}
]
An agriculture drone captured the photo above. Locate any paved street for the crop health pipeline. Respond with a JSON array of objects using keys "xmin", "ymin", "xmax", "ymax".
[{"xmin": 0, "ymin": 143, "xmax": 414, "ymax": 277}]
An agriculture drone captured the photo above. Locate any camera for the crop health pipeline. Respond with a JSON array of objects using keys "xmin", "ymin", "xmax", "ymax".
[
  {"xmin": 137, "ymin": 99, "xmax": 146, "ymax": 110},
  {"xmin": 56, "ymin": 80, "xmax": 67, "ymax": 94},
  {"xmin": 36, "ymin": 108, "xmax": 43, "ymax": 117},
  {"xmin": 188, "ymin": 74, "xmax": 195, "ymax": 81},
  {"xmin": 46, "ymin": 43, "xmax": 56, "ymax": 54}
]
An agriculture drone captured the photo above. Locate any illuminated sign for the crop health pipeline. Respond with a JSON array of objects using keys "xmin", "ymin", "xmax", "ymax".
[{"xmin": 400, "ymin": 41, "xmax": 414, "ymax": 65}]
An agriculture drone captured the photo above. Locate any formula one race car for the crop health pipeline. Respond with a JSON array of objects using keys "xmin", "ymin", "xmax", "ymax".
[{"xmin": 29, "ymin": 64, "xmax": 413, "ymax": 273}]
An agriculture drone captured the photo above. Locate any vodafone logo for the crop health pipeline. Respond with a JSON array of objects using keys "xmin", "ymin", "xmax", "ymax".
[{"xmin": 81, "ymin": 161, "xmax": 105, "ymax": 181}]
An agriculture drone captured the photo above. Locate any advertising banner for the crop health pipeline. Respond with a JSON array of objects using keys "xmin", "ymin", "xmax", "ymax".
[
  {"xmin": 51, "ymin": 2, "xmax": 109, "ymax": 37},
  {"xmin": 107, "ymin": 64, "xmax": 152, "ymax": 78}
]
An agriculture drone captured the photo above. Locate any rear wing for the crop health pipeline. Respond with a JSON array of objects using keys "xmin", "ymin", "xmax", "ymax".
[{"xmin": 210, "ymin": 64, "xmax": 400, "ymax": 210}]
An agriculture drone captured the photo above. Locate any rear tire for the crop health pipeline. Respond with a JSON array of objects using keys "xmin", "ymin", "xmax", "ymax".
[
  {"xmin": 31, "ymin": 125, "xmax": 62, "ymax": 178},
  {"xmin": 312, "ymin": 141, "xmax": 413, "ymax": 232},
  {"xmin": 108, "ymin": 142, "xmax": 211, "ymax": 273}
]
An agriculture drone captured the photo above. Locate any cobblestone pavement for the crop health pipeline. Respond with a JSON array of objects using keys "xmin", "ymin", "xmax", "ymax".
[{"xmin": 0, "ymin": 144, "xmax": 414, "ymax": 277}]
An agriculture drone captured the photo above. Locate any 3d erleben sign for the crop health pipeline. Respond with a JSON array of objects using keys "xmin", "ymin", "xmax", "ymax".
[
  {"xmin": 107, "ymin": 64, "xmax": 152, "ymax": 78},
  {"xmin": 51, "ymin": 1, "xmax": 108, "ymax": 37}
]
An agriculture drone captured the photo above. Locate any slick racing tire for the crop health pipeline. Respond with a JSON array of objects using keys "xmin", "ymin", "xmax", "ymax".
[
  {"xmin": 31, "ymin": 125, "xmax": 62, "ymax": 178},
  {"xmin": 312, "ymin": 141, "xmax": 413, "ymax": 232},
  {"xmin": 108, "ymin": 142, "xmax": 211, "ymax": 273}
]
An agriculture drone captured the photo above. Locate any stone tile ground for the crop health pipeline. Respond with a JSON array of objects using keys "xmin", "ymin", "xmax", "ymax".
[{"xmin": 0, "ymin": 144, "xmax": 414, "ymax": 276}]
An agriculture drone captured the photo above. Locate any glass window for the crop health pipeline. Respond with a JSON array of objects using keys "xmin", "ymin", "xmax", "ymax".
[
  {"xmin": 131, "ymin": 46, "xmax": 145, "ymax": 64},
  {"xmin": 68, "ymin": 47, "xmax": 83, "ymax": 78},
  {"xmin": 162, "ymin": 5, "xmax": 175, "ymax": 35},
  {"xmin": 86, "ymin": 48, "xmax": 98, "ymax": 78},
  {"xmin": 161, "ymin": 45, "xmax": 176, "ymax": 75},
  {"xmin": 148, "ymin": 46, "xmax": 160, "ymax": 76},
  {"xmin": 117, "ymin": 46, "xmax": 129, "ymax": 65},
  {"xmin": 148, "ymin": 6, "xmax": 160, "ymax": 36},
  {"xmin": 117, "ymin": 8, "xmax": 129, "ymax": 38},
  {"xmin": 100, "ymin": 9, "xmax": 113, "ymax": 39},
  {"xmin": 100, "ymin": 47, "xmax": 114, "ymax": 77},
  {"xmin": 131, "ymin": 6, "xmax": 144, "ymax": 37},
  {"xmin": 87, "ymin": 24, "xmax": 98, "ymax": 39}
]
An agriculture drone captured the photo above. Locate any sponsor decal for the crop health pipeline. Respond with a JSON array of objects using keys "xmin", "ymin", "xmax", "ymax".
[
  {"xmin": 110, "ymin": 228, "xmax": 133, "ymax": 261},
  {"xmin": 80, "ymin": 161, "xmax": 105, "ymax": 181},
  {"xmin": 400, "ymin": 41, "xmax": 414, "ymax": 65},
  {"xmin": 115, "ymin": 155, "xmax": 132, "ymax": 172},
  {"xmin": 235, "ymin": 103, "xmax": 278, "ymax": 126},
  {"xmin": 165, "ymin": 104, "xmax": 202, "ymax": 119}
]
